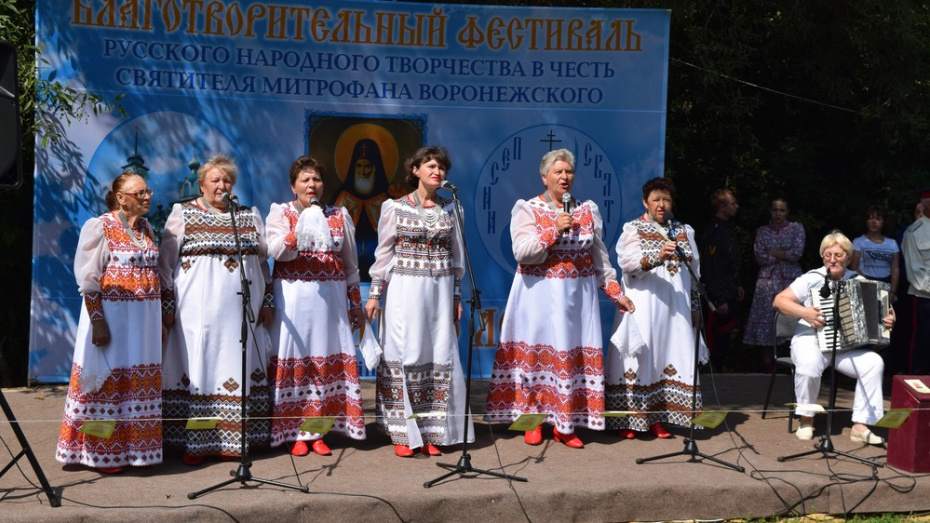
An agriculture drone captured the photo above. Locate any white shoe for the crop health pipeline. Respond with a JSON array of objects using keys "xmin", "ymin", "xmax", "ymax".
[
  {"xmin": 850, "ymin": 427, "xmax": 885, "ymax": 446},
  {"xmin": 796, "ymin": 424, "xmax": 814, "ymax": 441}
]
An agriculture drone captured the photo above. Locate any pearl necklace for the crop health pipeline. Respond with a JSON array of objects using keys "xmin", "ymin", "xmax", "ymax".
[
  {"xmin": 117, "ymin": 211, "xmax": 149, "ymax": 250},
  {"xmin": 200, "ymin": 197, "xmax": 233, "ymax": 222},
  {"xmin": 413, "ymin": 191, "xmax": 441, "ymax": 227}
]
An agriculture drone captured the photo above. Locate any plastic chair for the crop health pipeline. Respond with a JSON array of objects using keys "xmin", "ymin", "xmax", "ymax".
[{"xmin": 761, "ymin": 311, "xmax": 800, "ymax": 432}]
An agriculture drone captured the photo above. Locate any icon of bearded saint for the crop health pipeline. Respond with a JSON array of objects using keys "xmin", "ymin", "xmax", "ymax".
[{"xmin": 332, "ymin": 138, "xmax": 393, "ymax": 281}]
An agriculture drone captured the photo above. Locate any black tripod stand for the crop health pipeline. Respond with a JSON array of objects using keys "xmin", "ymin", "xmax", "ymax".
[
  {"xmin": 189, "ymin": 198, "xmax": 308, "ymax": 499},
  {"xmin": 777, "ymin": 278, "xmax": 882, "ymax": 468},
  {"xmin": 0, "ymin": 389, "xmax": 60, "ymax": 506},
  {"xmin": 424, "ymin": 183, "xmax": 527, "ymax": 488},
  {"xmin": 636, "ymin": 219, "xmax": 744, "ymax": 472}
]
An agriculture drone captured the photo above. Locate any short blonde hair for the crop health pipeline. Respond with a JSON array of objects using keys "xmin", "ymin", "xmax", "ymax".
[
  {"xmin": 198, "ymin": 154, "xmax": 239, "ymax": 188},
  {"xmin": 819, "ymin": 230, "xmax": 853, "ymax": 259}
]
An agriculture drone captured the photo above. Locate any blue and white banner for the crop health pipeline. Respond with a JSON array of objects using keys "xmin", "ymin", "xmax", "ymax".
[{"xmin": 30, "ymin": 0, "xmax": 670, "ymax": 382}]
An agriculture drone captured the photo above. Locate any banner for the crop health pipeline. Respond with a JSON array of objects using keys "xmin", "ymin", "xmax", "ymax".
[{"xmin": 30, "ymin": 0, "xmax": 670, "ymax": 382}]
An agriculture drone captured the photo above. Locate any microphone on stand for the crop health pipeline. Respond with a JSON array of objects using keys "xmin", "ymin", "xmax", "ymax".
[
  {"xmin": 562, "ymin": 192, "xmax": 574, "ymax": 214},
  {"xmin": 221, "ymin": 192, "xmax": 239, "ymax": 207},
  {"xmin": 440, "ymin": 180, "xmax": 457, "ymax": 191},
  {"xmin": 820, "ymin": 270, "xmax": 832, "ymax": 299}
]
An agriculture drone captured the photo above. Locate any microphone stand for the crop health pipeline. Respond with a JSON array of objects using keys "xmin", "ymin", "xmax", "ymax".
[
  {"xmin": 636, "ymin": 221, "xmax": 744, "ymax": 472},
  {"xmin": 424, "ymin": 184, "xmax": 527, "ymax": 488},
  {"xmin": 777, "ymin": 277, "xmax": 882, "ymax": 468},
  {"xmin": 189, "ymin": 198, "xmax": 309, "ymax": 499}
]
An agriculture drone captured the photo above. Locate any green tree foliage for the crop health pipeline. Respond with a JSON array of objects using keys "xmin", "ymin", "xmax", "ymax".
[{"xmin": 1, "ymin": 0, "xmax": 123, "ymax": 385}]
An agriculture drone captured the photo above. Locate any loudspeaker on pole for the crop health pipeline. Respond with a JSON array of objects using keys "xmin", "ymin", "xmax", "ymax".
[{"xmin": 1, "ymin": 39, "xmax": 23, "ymax": 189}]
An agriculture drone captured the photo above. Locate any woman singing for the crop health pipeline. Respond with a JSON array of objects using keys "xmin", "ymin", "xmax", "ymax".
[
  {"xmin": 56, "ymin": 173, "xmax": 162, "ymax": 474},
  {"xmin": 606, "ymin": 177, "xmax": 703, "ymax": 439},
  {"xmin": 364, "ymin": 146, "xmax": 472, "ymax": 458},
  {"xmin": 266, "ymin": 156, "xmax": 367, "ymax": 457},
  {"xmin": 160, "ymin": 154, "xmax": 275, "ymax": 465},
  {"xmin": 485, "ymin": 148, "xmax": 634, "ymax": 449}
]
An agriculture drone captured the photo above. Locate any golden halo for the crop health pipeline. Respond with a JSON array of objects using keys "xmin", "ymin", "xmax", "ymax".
[{"xmin": 333, "ymin": 123, "xmax": 399, "ymax": 183}]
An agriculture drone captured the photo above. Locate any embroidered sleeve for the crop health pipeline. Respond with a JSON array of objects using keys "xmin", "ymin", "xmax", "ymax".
[
  {"xmin": 74, "ymin": 218, "xmax": 107, "ymax": 294},
  {"xmin": 453, "ymin": 278, "xmax": 462, "ymax": 300},
  {"xmin": 368, "ymin": 279, "xmax": 383, "ymax": 302},
  {"xmin": 601, "ymin": 279, "xmax": 626, "ymax": 307},
  {"xmin": 347, "ymin": 284, "xmax": 362, "ymax": 309},
  {"xmin": 84, "ymin": 292, "xmax": 105, "ymax": 321},
  {"xmin": 161, "ymin": 287, "xmax": 176, "ymax": 315},
  {"xmin": 262, "ymin": 283, "xmax": 275, "ymax": 309},
  {"xmin": 511, "ymin": 200, "xmax": 553, "ymax": 265},
  {"xmin": 368, "ymin": 200, "xmax": 397, "ymax": 292}
]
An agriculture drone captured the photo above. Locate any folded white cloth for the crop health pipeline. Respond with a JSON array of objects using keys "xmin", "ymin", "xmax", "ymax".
[
  {"xmin": 359, "ymin": 321, "xmax": 383, "ymax": 371},
  {"xmin": 295, "ymin": 205, "xmax": 334, "ymax": 251}
]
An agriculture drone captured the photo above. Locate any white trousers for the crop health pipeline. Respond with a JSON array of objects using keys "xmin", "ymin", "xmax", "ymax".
[{"xmin": 791, "ymin": 333, "xmax": 884, "ymax": 425}]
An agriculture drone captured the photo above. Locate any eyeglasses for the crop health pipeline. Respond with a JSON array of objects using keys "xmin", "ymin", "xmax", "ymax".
[
  {"xmin": 822, "ymin": 252, "xmax": 847, "ymax": 261},
  {"xmin": 122, "ymin": 188, "xmax": 154, "ymax": 199}
]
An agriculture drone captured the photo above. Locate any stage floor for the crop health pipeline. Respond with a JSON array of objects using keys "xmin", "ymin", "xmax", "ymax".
[{"xmin": 2, "ymin": 374, "xmax": 929, "ymax": 522}]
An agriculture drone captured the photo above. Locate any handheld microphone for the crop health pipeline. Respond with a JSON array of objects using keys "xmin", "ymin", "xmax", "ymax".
[
  {"xmin": 663, "ymin": 211, "xmax": 678, "ymax": 241},
  {"xmin": 309, "ymin": 196, "xmax": 323, "ymax": 208},
  {"xmin": 562, "ymin": 192, "xmax": 574, "ymax": 214},
  {"xmin": 440, "ymin": 180, "xmax": 457, "ymax": 191}
]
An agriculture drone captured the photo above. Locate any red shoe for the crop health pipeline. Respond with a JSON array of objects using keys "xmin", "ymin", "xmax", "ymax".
[
  {"xmin": 618, "ymin": 429, "xmax": 637, "ymax": 439},
  {"xmin": 290, "ymin": 441, "xmax": 310, "ymax": 456},
  {"xmin": 552, "ymin": 429, "xmax": 584, "ymax": 448},
  {"xmin": 182, "ymin": 453, "xmax": 204, "ymax": 466},
  {"xmin": 394, "ymin": 445, "xmax": 415, "ymax": 458},
  {"xmin": 524, "ymin": 425, "xmax": 543, "ymax": 445},
  {"xmin": 649, "ymin": 422, "xmax": 672, "ymax": 439},
  {"xmin": 424, "ymin": 444, "xmax": 442, "ymax": 456},
  {"xmin": 219, "ymin": 455, "xmax": 238, "ymax": 462},
  {"xmin": 98, "ymin": 466, "xmax": 123, "ymax": 474},
  {"xmin": 311, "ymin": 440, "xmax": 332, "ymax": 456}
]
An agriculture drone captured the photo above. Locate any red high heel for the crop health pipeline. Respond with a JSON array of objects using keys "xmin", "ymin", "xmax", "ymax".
[
  {"xmin": 524, "ymin": 425, "xmax": 543, "ymax": 445},
  {"xmin": 98, "ymin": 466, "xmax": 123, "ymax": 474},
  {"xmin": 394, "ymin": 445, "xmax": 415, "ymax": 458},
  {"xmin": 424, "ymin": 444, "xmax": 442, "ymax": 456},
  {"xmin": 649, "ymin": 422, "xmax": 672, "ymax": 439},
  {"xmin": 552, "ymin": 429, "xmax": 584, "ymax": 448},
  {"xmin": 618, "ymin": 429, "xmax": 637, "ymax": 439},
  {"xmin": 290, "ymin": 441, "xmax": 310, "ymax": 456},
  {"xmin": 311, "ymin": 440, "xmax": 332, "ymax": 456}
]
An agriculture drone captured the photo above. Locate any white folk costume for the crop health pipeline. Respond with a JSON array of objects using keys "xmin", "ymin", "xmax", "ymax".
[
  {"xmin": 159, "ymin": 200, "xmax": 274, "ymax": 458},
  {"xmin": 368, "ymin": 195, "xmax": 473, "ymax": 449},
  {"xmin": 56, "ymin": 212, "xmax": 162, "ymax": 468},
  {"xmin": 485, "ymin": 197, "xmax": 627, "ymax": 435},
  {"xmin": 265, "ymin": 201, "xmax": 366, "ymax": 446},
  {"xmin": 606, "ymin": 214, "xmax": 705, "ymax": 431}
]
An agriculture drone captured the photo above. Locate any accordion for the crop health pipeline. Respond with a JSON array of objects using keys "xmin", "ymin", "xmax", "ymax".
[{"xmin": 816, "ymin": 278, "xmax": 891, "ymax": 353}]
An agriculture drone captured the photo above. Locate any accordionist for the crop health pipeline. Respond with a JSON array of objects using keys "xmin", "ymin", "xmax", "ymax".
[{"xmin": 773, "ymin": 231, "xmax": 896, "ymax": 446}]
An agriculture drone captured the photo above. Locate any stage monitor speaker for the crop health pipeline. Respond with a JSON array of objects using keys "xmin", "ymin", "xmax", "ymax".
[
  {"xmin": 887, "ymin": 375, "xmax": 930, "ymax": 473},
  {"xmin": 1, "ymin": 39, "xmax": 23, "ymax": 189}
]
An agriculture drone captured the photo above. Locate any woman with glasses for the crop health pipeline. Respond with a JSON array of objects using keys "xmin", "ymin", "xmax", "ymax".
[
  {"xmin": 56, "ymin": 173, "xmax": 162, "ymax": 474},
  {"xmin": 773, "ymin": 231, "xmax": 894, "ymax": 444},
  {"xmin": 159, "ymin": 154, "xmax": 275, "ymax": 465}
]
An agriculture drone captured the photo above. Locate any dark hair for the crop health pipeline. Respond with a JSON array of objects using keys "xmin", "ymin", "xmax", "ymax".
[
  {"xmin": 710, "ymin": 188, "xmax": 734, "ymax": 211},
  {"xmin": 404, "ymin": 146, "xmax": 452, "ymax": 187},
  {"xmin": 288, "ymin": 155, "xmax": 326, "ymax": 186},
  {"xmin": 641, "ymin": 177, "xmax": 677, "ymax": 202},
  {"xmin": 104, "ymin": 173, "xmax": 142, "ymax": 211},
  {"xmin": 771, "ymin": 197, "xmax": 789, "ymax": 209},
  {"xmin": 864, "ymin": 205, "xmax": 890, "ymax": 235}
]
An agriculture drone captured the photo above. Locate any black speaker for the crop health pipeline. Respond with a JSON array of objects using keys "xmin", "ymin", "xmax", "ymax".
[{"xmin": 1, "ymin": 39, "xmax": 22, "ymax": 189}]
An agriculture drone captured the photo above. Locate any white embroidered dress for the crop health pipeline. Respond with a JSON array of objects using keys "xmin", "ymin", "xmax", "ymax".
[
  {"xmin": 484, "ymin": 197, "xmax": 626, "ymax": 434},
  {"xmin": 265, "ymin": 201, "xmax": 366, "ymax": 446},
  {"xmin": 606, "ymin": 214, "xmax": 705, "ymax": 431},
  {"xmin": 368, "ymin": 195, "xmax": 473, "ymax": 449},
  {"xmin": 56, "ymin": 212, "xmax": 162, "ymax": 468},
  {"xmin": 159, "ymin": 200, "xmax": 274, "ymax": 457}
]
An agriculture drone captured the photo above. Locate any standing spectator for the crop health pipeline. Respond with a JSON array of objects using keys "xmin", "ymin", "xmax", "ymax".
[
  {"xmin": 742, "ymin": 198, "xmax": 805, "ymax": 373},
  {"xmin": 888, "ymin": 202, "xmax": 924, "ymax": 376},
  {"xmin": 699, "ymin": 189, "xmax": 744, "ymax": 371},
  {"xmin": 850, "ymin": 205, "xmax": 900, "ymax": 295},
  {"xmin": 902, "ymin": 191, "xmax": 930, "ymax": 374}
]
